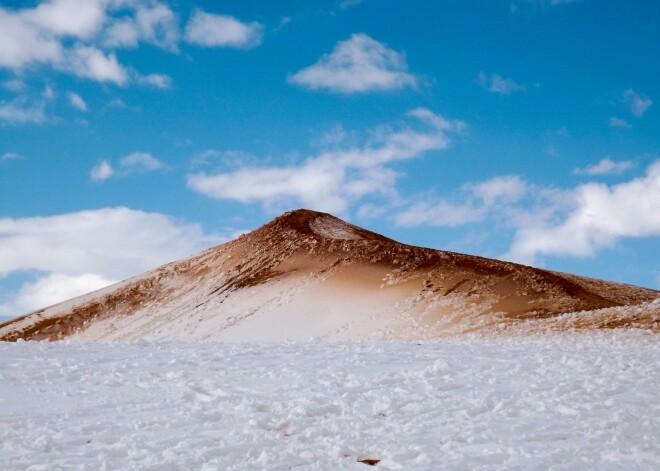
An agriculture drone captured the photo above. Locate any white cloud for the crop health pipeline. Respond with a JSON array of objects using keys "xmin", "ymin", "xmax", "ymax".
[
  {"xmin": 65, "ymin": 46, "xmax": 129, "ymax": 85},
  {"xmin": 511, "ymin": 0, "xmax": 578, "ymax": 11},
  {"xmin": 0, "ymin": 7, "xmax": 64, "ymax": 69},
  {"xmin": 9, "ymin": 273, "xmax": 114, "ymax": 314},
  {"xmin": 395, "ymin": 202, "xmax": 485, "ymax": 227},
  {"xmin": 468, "ymin": 175, "xmax": 528, "ymax": 205},
  {"xmin": 91, "ymin": 152, "xmax": 165, "ymax": 181},
  {"xmin": 314, "ymin": 124, "xmax": 352, "ymax": 148},
  {"xmin": 67, "ymin": 91, "xmax": 88, "ymax": 111},
  {"xmin": 392, "ymin": 161, "xmax": 660, "ymax": 267},
  {"xmin": 1, "ymin": 152, "xmax": 22, "ymax": 161},
  {"xmin": 340, "ymin": 0, "xmax": 365, "ymax": 8},
  {"xmin": 395, "ymin": 175, "xmax": 527, "ymax": 227},
  {"xmin": 475, "ymin": 72, "xmax": 526, "ymax": 95},
  {"xmin": 272, "ymin": 16, "xmax": 292, "ymax": 33},
  {"xmin": 0, "ymin": 2, "xmax": 259, "ymax": 88},
  {"xmin": 0, "ymin": 97, "xmax": 47, "ymax": 124},
  {"xmin": 136, "ymin": 73, "xmax": 173, "ymax": 89},
  {"xmin": 0, "ymin": 207, "xmax": 218, "ymax": 280},
  {"xmin": 90, "ymin": 160, "xmax": 114, "ymax": 181},
  {"xmin": 609, "ymin": 116, "xmax": 631, "ymax": 128},
  {"xmin": 623, "ymin": 89, "xmax": 653, "ymax": 117},
  {"xmin": 22, "ymin": 0, "xmax": 106, "ymax": 39},
  {"xmin": 103, "ymin": 18, "xmax": 140, "ymax": 48},
  {"xmin": 184, "ymin": 10, "xmax": 263, "ymax": 49},
  {"xmin": 3, "ymin": 79, "xmax": 26, "ymax": 92},
  {"xmin": 132, "ymin": 2, "xmax": 180, "ymax": 50},
  {"xmin": 0, "ymin": 207, "xmax": 221, "ymax": 316},
  {"xmin": 104, "ymin": 2, "xmax": 179, "ymax": 51},
  {"xmin": 0, "ymin": 1, "xmax": 125, "ymax": 84},
  {"xmin": 507, "ymin": 160, "xmax": 660, "ymax": 264},
  {"xmin": 188, "ymin": 108, "xmax": 464, "ymax": 213},
  {"xmin": 119, "ymin": 152, "xmax": 165, "ymax": 171},
  {"xmin": 387, "ymin": 160, "xmax": 660, "ymax": 274},
  {"xmin": 544, "ymin": 144, "xmax": 559, "ymax": 157},
  {"xmin": 289, "ymin": 34, "xmax": 417, "ymax": 94},
  {"xmin": 0, "ymin": 0, "xmax": 105, "ymax": 71},
  {"xmin": 573, "ymin": 157, "xmax": 633, "ymax": 176},
  {"xmin": 42, "ymin": 85, "xmax": 55, "ymax": 100}
]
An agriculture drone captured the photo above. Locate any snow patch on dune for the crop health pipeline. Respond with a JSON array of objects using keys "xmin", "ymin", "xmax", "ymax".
[{"xmin": 309, "ymin": 216, "xmax": 362, "ymax": 240}]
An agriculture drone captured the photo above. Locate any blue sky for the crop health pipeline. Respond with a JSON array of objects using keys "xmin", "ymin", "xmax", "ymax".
[{"xmin": 0, "ymin": 0, "xmax": 658, "ymax": 317}]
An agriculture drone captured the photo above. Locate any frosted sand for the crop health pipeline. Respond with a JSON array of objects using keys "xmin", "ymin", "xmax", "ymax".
[{"xmin": 1, "ymin": 334, "xmax": 659, "ymax": 470}]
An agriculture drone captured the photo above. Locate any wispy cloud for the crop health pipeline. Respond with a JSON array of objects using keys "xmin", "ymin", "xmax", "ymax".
[
  {"xmin": 184, "ymin": 10, "xmax": 263, "ymax": 49},
  {"xmin": 67, "ymin": 91, "xmax": 88, "ymax": 112},
  {"xmin": 120, "ymin": 152, "xmax": 166, "ymax": 171},
  {"xmin": 91, "ymin": 152, "xmax": 166, "ymax": 182},
  {"xmin": 395, "ymin": 201, "xmax": 485, "ymax": 227},
  {"xmin": 187, "ymin": 109, "xmax": 465, "ymax": 213},
  {"xmin": 289, "ymin": 34, "xmax": 417, "ymax": 94},
  {"xmin": 2, "ymin": 79, "xmax": 26, "ymax": 92},
  {"xmin": 1, "ymin": 152, "xmax": 22, "ymax": 161},
  {"xmin": 340, "ymin": 0, "xmax": 365, "ymax": 8},
  {"xmin": 469, "ymin": 175, "xmax": 529, "ymax": 206},
  {"xmin": 0, "ymin": 97, "xmax": 47, "ymax": 124},
  {"xmin": 510, "ymin": 0, "xmax": 579, "ymax": 13},
  {"xmin": 544, "ymin": 144, "xmax": 559, "ymax": 157},
  {"xmin": 622, "ymin": 89, "xmax": 653, "ymax": 117},
  {"xmin": 90, "ymin": 160, "xmax": 114, "ymax": 182},
  {"xmin": 136, "ymin": 73, "xmax": 173, "ymax": 89},
  {"xmin": 609, "ymin": 116, "xmax": 631, "ymax": 129},
  {"xmin": 573, "ymin": 157, "xmax": 633, "ymax": 176},
  {"xmin": 475, "ymin": 72, "xmax": 526, "ymax": 95},
  {"xmin": 395, "ymin": 175, "xmax": 528, "ymax": 227}
]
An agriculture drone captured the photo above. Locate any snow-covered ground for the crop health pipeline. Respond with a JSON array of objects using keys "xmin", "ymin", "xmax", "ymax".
[{"xmin": 1, "ymin": 334, "xmax": 659, "ymax": 470}]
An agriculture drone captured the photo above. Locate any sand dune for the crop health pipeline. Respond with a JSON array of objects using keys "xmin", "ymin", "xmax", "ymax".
[{"xmin": 1, "ymin": 209, "xmax": 658, "ymax": 341}]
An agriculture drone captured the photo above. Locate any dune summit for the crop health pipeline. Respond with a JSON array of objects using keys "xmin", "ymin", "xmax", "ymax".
[{"xmin": 1, "ymin": 209, "xmax": 658, "ymax": 341}]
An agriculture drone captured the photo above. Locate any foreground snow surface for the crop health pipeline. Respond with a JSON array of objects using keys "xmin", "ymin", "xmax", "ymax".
[{"xmin": 1, "ymin": 335, "xmax": 659, "ymax": 470}]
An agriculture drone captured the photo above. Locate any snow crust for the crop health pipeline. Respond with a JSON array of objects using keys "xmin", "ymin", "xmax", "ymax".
[
  {"xmin": 309, "ymin": 216, "xmax": 362, "ymax": 240},
  {"xmin": 2, "ymin": 334, "xmax": 659, "ymax": 469}
]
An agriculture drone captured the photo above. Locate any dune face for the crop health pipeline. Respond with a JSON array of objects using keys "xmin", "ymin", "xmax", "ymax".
[{"xmin": 1, "ymin": 209, "xmax": 658, "ymax": 341}]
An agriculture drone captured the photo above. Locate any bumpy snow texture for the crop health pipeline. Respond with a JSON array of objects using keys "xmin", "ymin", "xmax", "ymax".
[{"xmin": 2, "ymin": 334, "xmax": 659, "ymax": 470}]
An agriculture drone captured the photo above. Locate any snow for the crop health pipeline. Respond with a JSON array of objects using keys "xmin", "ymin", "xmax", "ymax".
[
  {"xmin": 309, "ymin": 216, "xmax": 362, "ymax": 240},
  {"xmin": 1, "ymin": 334, "xmax": 659, "ymax": 470}
]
